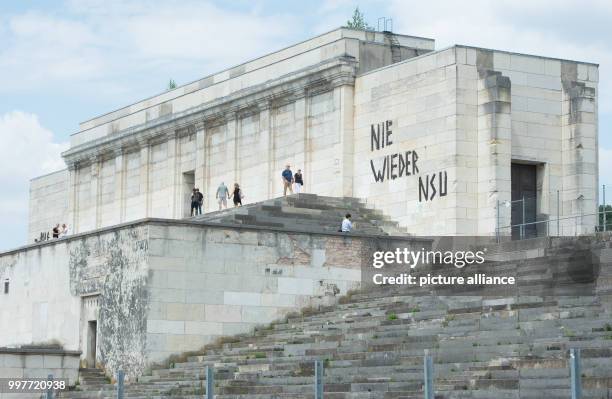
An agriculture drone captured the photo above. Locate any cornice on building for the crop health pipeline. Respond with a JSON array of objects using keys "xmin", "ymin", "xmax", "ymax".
[{"xmin": 62, "ymin": 56, "xmax": 357, "ymax": 166}]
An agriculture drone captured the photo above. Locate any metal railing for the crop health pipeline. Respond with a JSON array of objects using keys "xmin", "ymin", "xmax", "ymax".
[
  {"xmin": 51, "ymin": 348, "xmax": 584, "ymax": 398},
  {"xmin": 495, "ymin": 186, "xmax": 611, "ymax": 241}
]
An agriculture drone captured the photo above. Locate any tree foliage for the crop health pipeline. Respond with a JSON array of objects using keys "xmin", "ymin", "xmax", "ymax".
[{"xmin": 346, "ymin": 7, "xmax": 372, "ymax": 30}]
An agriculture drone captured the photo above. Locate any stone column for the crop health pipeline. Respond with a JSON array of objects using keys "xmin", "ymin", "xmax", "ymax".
[
  {"xmin": 67, "ymin": 162, "xmax": 79, "ymax": 234},
  {"xmin": 166, "ymin": 131, "xmax": 179, "ymax": 218},
  {"xmin": 295, "ymin": 94, "xmax": 309, "ymax": 193},
  {"xmin": 138, "ymin": 139, "xmax": 151, "ymax": 218},
  {"xmin": 259, "ymin": 105, "xmax": 273, "ymax": 198},
  {"xmin": 336, "ymin": 84, "xmax": 355, "ymax": 197},
  {"xmin": 90, "ymin": 155, "xmax": 101, "ymax": 229},
  {"xmin": 225, "ymin": 114, "xmax": 239, "ymax": 185},
  {"xmin": 476, "ymin": 66, "xmax": 512, "ymax": 236},
  {"xmin": 561, "ymin": 62, "xmax": 598, "ymax": 235},
  {"xmin": 194, "ymin": 122, "xmax": 206, "ymax": 208},
  {"xmin": 113, "ymin": 148, "xmax": 126, "ymax": 223}
]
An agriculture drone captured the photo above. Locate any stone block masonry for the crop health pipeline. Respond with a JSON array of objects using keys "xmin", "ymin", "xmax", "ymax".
[
  {"xmin": 29, "ymin": 28, "xmax": 598, "ymax": 239},
  {"xmin": 0, "ymin": 217, "xmax": 429, "ymax": 379}
]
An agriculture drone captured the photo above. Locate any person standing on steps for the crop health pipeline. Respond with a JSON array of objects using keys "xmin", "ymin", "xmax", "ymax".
[
  {"xmin": 52, "ymin": 224, "xmax": 60, "ymax": 239},
  {"xmin": 232, "ymin": 183, "xmax": 243, "ymax": 207},
  {"xmin": 190, "ymin": 188, "xmax": 198, "ymax": 216},
  {"xmin": 282, "ymin": 164, "xmax": 293, "ymax": 196},
  {"xmin": 294, "ymin": 169, "xmax": 304, "ymax": 194},
  {"xmin": 195, "ymin": 188, "xmax": 203, "ymax": 215},
  {"xmin": 341, "ymin": 214, "xmax": 353, "ymax": 233},
  {"xmin": 216, "ymin": 182, "xmax": 230, "ymax": 210},
  {"xmin": 60, "ymin": 223, "xmax": 69, "ymax": 237}
]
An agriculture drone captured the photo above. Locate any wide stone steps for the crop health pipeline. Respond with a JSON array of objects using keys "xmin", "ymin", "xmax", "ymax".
[
  {"xmin": 68, "ymin": 240, "xmax": 612, "ymax": 398},
  {"xmin": 191, "ymin": 194, "xmax": 407, "ymax": 235}
]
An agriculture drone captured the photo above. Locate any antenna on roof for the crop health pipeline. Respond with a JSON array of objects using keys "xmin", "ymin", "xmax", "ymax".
[{"xmin": 377, "ymin": 17, "xmax": 393, "ymax": 32}]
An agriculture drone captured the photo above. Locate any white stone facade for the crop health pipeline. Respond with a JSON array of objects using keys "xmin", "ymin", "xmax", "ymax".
[
  {"xmin": 28, "ymin": 28, "xmax": 598, "ymax": 240},
  {"xmin": 1, "ymin": 220, "xmax": 423, "ymax": 377}
]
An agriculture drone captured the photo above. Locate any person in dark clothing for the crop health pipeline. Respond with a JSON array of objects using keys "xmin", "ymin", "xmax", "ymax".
[
  {"xmin": 195, "ymin": 188, "xmax": 203, "ymax": 215},
  {"xmin": 232, "ymin": 183, "xmax": 243, "ymax": 207},
  {"xmin": 190, "ymin": 188, "xmax": 198, "ymax": 216},
  {"xmin": 52, "ymin": 224, "xmax": 60, "ymax": 239},
  {"xmin": 294, "ymin": 169, "xmax": 304, "ymax": 194},
  {"xmin": 281, "ymin": 164, "xmax": 293, "ymax": 196}
]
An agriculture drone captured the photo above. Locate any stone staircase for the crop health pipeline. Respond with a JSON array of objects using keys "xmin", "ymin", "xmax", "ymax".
[
  {"xmin": 77, "ymin": 368, "xmax": 109, "ymax": 391},
  {"xmin": 191, "ymin": 194, "xmax": 406, "ymax": 236},
  {"xmin": 60, "ymin": 238, "xmax": 612, "ymax": 398}
]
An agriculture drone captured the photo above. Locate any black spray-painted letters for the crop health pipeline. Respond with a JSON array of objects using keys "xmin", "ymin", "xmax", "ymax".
[{"xmin": 369, "ymin": 119, "xmax": 447, "ymax": 203}]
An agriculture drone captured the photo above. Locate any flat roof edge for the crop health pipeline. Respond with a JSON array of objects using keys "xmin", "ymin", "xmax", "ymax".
[
  {"xmin": 358, "ymin": 43, "xmax": 598, "ymax": 78},
  {"xmin": 76, "ymin": 28, "xmax": 435, "ymax": 130},
  {"xmin": 30, "ymin": 168, "xmax": 68, "ymax": 182},
  {"xmin": 455, "ymin": 44, "xmax": 599, "ymax": 66}
]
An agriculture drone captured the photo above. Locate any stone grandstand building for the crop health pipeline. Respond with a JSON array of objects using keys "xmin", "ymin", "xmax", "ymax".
[
  {"xmin": 1, "ymin": 28, "xmax": 607, "ymax": 397},
  {"xmin": 28, "ymin": 27, "xmax": 598, "ymax": 239}
]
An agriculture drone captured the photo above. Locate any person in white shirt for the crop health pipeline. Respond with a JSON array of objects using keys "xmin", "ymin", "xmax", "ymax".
[
  {"xmin": 60, "ymin": 224, "xmax": 69, "ymax": 237},
  {"xmin": 216, "ymin": 182, "xmax": 230, "ymax": 210},
  {"xmin": 341, "ymin": 214, "xmax": 352, "ymax": 232}
]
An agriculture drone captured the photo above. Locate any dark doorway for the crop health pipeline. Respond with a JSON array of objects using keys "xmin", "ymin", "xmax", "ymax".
[
  {"xmin": 183, "ymin": 171, "xmax": 195, "ymax": 217},
  {"xmin": 511, "ymin": 163, "xmax": 537, "ymax": 239},
  {"xmin": 87, "ymin": 320, "xmax": 97, "ymax": 367}
]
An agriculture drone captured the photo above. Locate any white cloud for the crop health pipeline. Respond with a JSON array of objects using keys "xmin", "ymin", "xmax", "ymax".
[
  {"xmin": 0, "ymin": 111, "xmax": 67, "ymax": 178},
  {"xmin": 0, "ymin": 111, "xmax": 67, "ymax": 250},
  {"xmin": 0, "ymin": 1, "xmax": 300, "ymax": 98},
  {"xmin": 389, "ymin": 0, "xmax": 612, "ymax": 113}
]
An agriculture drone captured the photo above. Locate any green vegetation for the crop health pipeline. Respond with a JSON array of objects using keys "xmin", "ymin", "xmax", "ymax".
[
  {"xmin": 598, "ymin": 205, "xmax": 612, "ymax": 231},
  {"xmin": 387, "ymin": 313, "xmax": 397, "ymax": 321},
  {"xmin": 167, "ymin": 79, "xmax": 177, "ymax": 90},
  {"xmin": 345, "ymin": 7, "xmax": 372, "ymax": 30}
]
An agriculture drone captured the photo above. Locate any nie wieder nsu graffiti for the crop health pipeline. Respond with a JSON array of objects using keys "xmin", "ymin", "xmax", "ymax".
[{"xmin": 369, "ymin": 120, "xmax": 447, "ymax": 202}]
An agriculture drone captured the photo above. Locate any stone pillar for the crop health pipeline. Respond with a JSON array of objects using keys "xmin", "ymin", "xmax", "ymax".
[
  {"xmin": 90, "ymin": 155, "xmax": 101, "ymax": 229},
  {"xmin": 225, "ymin": 114, "xmax": 239, "ymax": 185},
  {"xmin": 138, "ymin": 140, "xmax": 151, "ymax": 218},
  {"xmin": 561, "ymin": 62, "xmax": 598, "ymax": 235},
  {"xmin": 67, "ymin": 162, "xmax": 79, "ymax": 234},
  {"xmin": 295, "ymin": 95, "xmax": 309, "ymax": 192},
  {"xmin": 113, "ymin": 148, "xmax": 126, "ymax": 223},
  {"xmin": 336, "ymin": 84, "xmax": 355, "ymax": 197},
  {"xmin": 259, "ymin": 105, "xmax": 273, "ymax": 198},
  {"xmin": 194, "ymin": 122, "xmax": 206, "ymax": 208},
  {"xmin": 476, "ymin": 67, "xmax": 512, "ymax": 236},
  {"xmin": 166, "ymin": 131, "xmax": 179, "ymax": 218}
]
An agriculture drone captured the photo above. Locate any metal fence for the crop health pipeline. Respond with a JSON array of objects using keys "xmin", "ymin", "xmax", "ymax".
[
  {"xmin": 496, "ymin": 186, "xmax": 610, "ymax": 241},
  {"xmin": 47, "ymin": 348, "xmax": 582, "ymax": 398}
]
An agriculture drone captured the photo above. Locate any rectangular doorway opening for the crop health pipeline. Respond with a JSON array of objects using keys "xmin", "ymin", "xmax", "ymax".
[
  {"xmin": 511, "ymin": 163, "xmax": 537, "ymax": 239},
  {"xmin": 183, "ymin": 171, "xmax": 195, "ymax": 217},
  {"xmin": 87, "ymin": 320, "xmax": 97, "ymax": 368}
]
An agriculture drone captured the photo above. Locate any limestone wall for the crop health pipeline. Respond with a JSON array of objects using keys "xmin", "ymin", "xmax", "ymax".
[
  {"xmin": 29, "ymin": 39, "xmax": 598, "ymax": 239},
  {"xmin": 28, "ymin": 170, "xmax": 69, "ymax": 242},
  {"xmin": 353, "ymin": 47, "xmax": 458, "ymax": 235},
  {"xmin": 0, "ymin": 225, "xmax": 149, "ymax": 377},
  {"xmin": 1, "ymin": 219, "xmax": 421, "ymax": 378},
  {"xmin": 0, "ymin": 348, "xmax": 80, "ymax": 389},
  {"xmin": 352, "ymin": 45, "xmax": 598, "ymax": 235},
  {"xmin": 144, "ymin": 223, "xmax": 376, "ymax": 364},
  {"xmin": 70, "ymin": 28, "xmax": 433, "ymax": 148}
]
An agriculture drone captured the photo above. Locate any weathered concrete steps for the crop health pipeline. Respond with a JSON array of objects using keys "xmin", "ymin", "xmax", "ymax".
[
  {"xmin": 191, "ymin": 194, "xmax": 406, "ymax": 235},
  {"xmin": 61, "ymin": 239, "xmax": 612, "ymax": 398}
]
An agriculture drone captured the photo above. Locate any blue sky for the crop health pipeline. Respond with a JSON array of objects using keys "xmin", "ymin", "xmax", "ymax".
[{"xmin": 0, "ymin": 0, "xmax": 611, "ymax": 250}]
